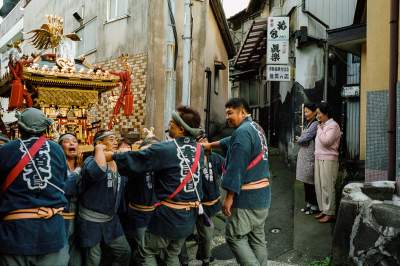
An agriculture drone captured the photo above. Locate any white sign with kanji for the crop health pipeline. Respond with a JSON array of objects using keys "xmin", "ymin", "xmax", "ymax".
[
  {"xmin": 267, "ymin": 17, "xmax": 289, "ymax": 41},
  {"xmin": 267, "ymin": 41, "xmax": 289, "ymax": 64},
  {"xmin": 267, "ymin": 65, "xmax": 291, "ymax": 81}
]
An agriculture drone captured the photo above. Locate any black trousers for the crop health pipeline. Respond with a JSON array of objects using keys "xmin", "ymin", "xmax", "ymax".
[{"xmin": 304, "ymin": 183, "xmax": 318, "ymax": 206}]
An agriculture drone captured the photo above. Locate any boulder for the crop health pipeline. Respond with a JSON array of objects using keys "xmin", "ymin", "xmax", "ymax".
[
  {"xmin": 361, "ymin": 181, "xmax": 396, "ymax": 201},
  {"xmin": 372, "ymin": 203, "xmax": 400, "ymax": 228}
]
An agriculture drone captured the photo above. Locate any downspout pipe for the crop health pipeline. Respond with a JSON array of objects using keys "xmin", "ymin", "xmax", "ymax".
[
  {"xmin": 388, "ymin": 0, "xmax": 398, "ymax": 181},
  {"xmin": 205, "ymin": 67, "xmax": 212, "ymax": 137},
  {"xmin": 182, "ymin": 0, "xmax": 192, "ymax": 105}
]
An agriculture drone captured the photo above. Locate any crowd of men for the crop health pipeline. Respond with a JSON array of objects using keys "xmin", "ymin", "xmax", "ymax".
[{"xmin": 0, "ymin": 98, "xmax": 271, "ymax": 266}]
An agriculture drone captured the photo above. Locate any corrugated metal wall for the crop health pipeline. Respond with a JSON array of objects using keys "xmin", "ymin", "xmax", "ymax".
[
  {"xmin": 347, "ymin": 54, "xmax": 360, "ymax": 85},
  {"xmin": 346, "ymin": 100, "xmax": 360, "ymax": 160},
  {"xmin": 305, "ymin": 0, "xmax": 357, "ymax": 29},
  {"xmin": 344, "ymin": 53, "xmax": 361, "ymax": 160}
]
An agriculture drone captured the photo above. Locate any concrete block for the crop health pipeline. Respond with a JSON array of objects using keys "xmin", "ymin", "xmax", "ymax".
[
  {"xmin": 353, "ymin": 221, "xmax": 380, "ymax": 253},
  {"xmin": 331, "ymin": 199, "xmax": 359, "ymax": 266},
  {"xmin": 371, "ymin": 203, "xmax": 400, "ymax": 228},
  {"xmin": 362, "ymin": 181, "xmax": 396, "ymax": 201}
]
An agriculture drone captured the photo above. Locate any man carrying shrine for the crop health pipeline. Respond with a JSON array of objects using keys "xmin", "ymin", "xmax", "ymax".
[
  {"xmin": 78, "ymin": 130, "xmax": 131, "ymax": 266},
  {"xmin": 0, "ymin": 108, "xmax": 68, "ymax": 265},
  {"xmin": 105, "ymin": 106, "xmax": 206, "ymax": 266},
  {"xmin": 203, "ymin": 98, "xmax": 271, "ymax": 266}
]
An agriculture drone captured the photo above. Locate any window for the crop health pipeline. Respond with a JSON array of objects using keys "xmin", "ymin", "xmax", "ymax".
[
  {"xmin": 108, "ymin": 0, "xmax": 128, "ymax": 21},
  {"xmin": 214, "ymin": 69, "xmax": 220, "ymax": 95},
  {"xmin": 239, "ymin": 79, "xmax": 260, "ymax": 106},
  {"xmin": 76, "ymin": 19, "xmax": 97, "ymax": 55}
]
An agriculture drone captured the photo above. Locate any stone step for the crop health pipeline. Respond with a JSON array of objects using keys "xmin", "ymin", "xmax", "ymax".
[{"xmin": 188, "ymin": 259, "xmax": 299, "ymax": 266}]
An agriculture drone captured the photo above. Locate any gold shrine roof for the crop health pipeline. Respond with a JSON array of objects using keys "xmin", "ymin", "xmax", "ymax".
[{"xmin": 23, "ymin": 66, "xmax": 119, "ymax": 89}]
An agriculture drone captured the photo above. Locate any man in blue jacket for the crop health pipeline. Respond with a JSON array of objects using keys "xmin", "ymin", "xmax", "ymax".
[
  {"xmin": 78, "ymin": 130, "xmax": 131, "ymax": 266},
  {"xmin": 204, "ymin": 98, "xmax": 271, "ymax": 266},
  {"xmin": 105, "ymin": 106, "xmax": 206, "ymax": 266},
  {"xmin": 0, "ymin": 108, "xmax": 69, "ymax": 266}
]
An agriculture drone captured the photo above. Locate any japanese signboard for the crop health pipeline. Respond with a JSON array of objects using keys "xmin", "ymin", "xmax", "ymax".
[
  {"xmin": 267, "ymin": 17, "xmax": 289, "ymax": 41},
  {"xmin": 267, "ymin": 65, "xmax": 291, "ymax": 82},
  {"xmin": 267, "ymin": 41, "xmax": 289, "ymax": 64},
  {"xmin": 267, "ymin": 16, "xmax": 291, "ymax": 81}
]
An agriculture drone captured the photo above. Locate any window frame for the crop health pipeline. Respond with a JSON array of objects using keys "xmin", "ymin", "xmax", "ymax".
[
  {"xmin": 75, "ymin": 17, "xmax": 97, "ymax": 56},
  {"xmin": 107, "ymin": 0, "xmax": 128, "ymax": 22}
]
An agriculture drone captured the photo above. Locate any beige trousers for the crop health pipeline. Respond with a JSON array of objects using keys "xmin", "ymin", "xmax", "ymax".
[{"xmin": 314, "ymin": 159, "xmax": 339, "ymax": 216}]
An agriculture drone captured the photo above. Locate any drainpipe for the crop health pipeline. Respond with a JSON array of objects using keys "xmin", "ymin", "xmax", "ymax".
[
  {"xmin": 182, "ymin": 0, "xmax": 192, "ymax": 105},
  {"xmin": 323, "ymin": 42, "xmax": 328, "ymax": 102},
  {"xmin": 205, "ymin": 67, "xmax": 212, "ymax": 137},
  {"xmin": 388, "ymin": 0, "xmax": 398, "ymax": 181},
  {"xmin": 164, "ymin": 0, "xmax": 177, "ymax": 132}
]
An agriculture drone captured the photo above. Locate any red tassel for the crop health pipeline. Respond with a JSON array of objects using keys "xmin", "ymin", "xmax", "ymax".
[{"xmin": 124, "ymin": 93, "xmax": 133, "ymax": 116}]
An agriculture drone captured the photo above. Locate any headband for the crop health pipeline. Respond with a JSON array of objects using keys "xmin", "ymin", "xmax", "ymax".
[
  {"xmin": 94, "ymin": 131, "xmax": 115, "ymax": 144},
  {"xmin": 171, "ymin": 111, "xmax": 204, "ymax": 138},
  {"xmin": 58, "ymin": 133, "xmax": 77, "ymax": 144}
]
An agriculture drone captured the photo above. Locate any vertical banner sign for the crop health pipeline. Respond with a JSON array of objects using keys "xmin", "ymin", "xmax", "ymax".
[{"xmin": 267, "ymin": 17, "xmax": 291, "ymax": 81}]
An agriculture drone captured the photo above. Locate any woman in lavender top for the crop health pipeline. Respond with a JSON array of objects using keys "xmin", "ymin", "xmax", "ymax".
[{"xmin": 296, "ymin": 103, "xmax": 319, "ymax": 215}]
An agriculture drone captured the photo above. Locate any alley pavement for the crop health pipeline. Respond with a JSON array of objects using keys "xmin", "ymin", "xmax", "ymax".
[{"xmin": 185, "ymin": 151, "xmax": 333, "ymax": 266}]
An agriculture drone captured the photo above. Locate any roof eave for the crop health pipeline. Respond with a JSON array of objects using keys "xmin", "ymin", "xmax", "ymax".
[{"xmin": 210, "ymin": 0, "xmax": 236, "ymax": 58}]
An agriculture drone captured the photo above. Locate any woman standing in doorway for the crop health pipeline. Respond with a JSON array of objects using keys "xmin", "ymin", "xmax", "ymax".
[
  {"xmin": 314, "ymin": 102, "xmax": 341, "ymax": 223},
  {"xmin": 296, "ymin": 103, "xmax": 319, "ymax": 215}
]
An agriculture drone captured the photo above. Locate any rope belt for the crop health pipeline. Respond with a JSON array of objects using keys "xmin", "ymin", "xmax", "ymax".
[
  {"xmin": 61, "ymin": 211, "xmax": 76, "ymax": 220},
  {"xmin": 128, "ymin": 202, "xmax": 156, "ymax": 212},
  {"xmin": 3, "ymin": 207, "xmax": 64, "ymax": 221},
  {"xmin": 79, "ymin": 205, "xmax": 114, "ymax": 223},
  {"xmin": 202, "ymin": 196, "xmax": 221, "ymax": 206},
  {"xmin": 241, "ymin": 178, "xmax": 270, "ymax": 191},
  {"xmin": 160, "ymin": 199, "xmax": 200, "ymax": 211}
]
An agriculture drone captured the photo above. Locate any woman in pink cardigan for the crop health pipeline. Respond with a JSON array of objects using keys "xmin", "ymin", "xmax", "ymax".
[{"xmin": 314, "ymin": 103, "xmax": 341, "ymax": 223}]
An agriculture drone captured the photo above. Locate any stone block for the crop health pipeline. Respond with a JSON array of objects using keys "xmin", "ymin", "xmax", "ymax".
[
  {"xmin": 353, "ymin": 221, "xmax": 380, "ymax": 255},
  {"xmin": 371, "ymin": 203, "xmax": 400, "ymax": 228},
  {"xmin": 386, "ymin": 235, "xmax": 400, "ymax": 264},
  {"xmin": 362, "ymin": 181, "xmax": 396, "ymax": 201},
  {"xmin": 332, "ymin": 199, "xmax": 359, "ymax": 266}
]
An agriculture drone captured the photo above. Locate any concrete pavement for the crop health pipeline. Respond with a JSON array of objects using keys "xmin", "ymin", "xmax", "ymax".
[{"xmin": 184, "ymin": 152, "xmax": 333, "ymax": 266}]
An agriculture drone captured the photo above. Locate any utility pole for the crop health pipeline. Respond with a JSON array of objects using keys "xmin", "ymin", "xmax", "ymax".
[
  {"xmin": 388, "ymin": 0, "xmax": 398, "ymax": 181},
  {"xmin": 182, "ymin": 0, "xmax": 192, "ymax": 105}
]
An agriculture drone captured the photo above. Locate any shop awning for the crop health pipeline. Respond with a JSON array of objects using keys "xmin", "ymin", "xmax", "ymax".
[
  {"xmin": 328, "ymin": 24, "xmax": 366, "ymax": 55},
  {"xmin": 234, "ymin": 18, "xmax": 268, "ymax": 70}
]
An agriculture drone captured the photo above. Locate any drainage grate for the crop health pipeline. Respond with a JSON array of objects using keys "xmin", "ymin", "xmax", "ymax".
[{"xmin": 270, "ymin": 228, "xmax": 281, "ymax": 234}]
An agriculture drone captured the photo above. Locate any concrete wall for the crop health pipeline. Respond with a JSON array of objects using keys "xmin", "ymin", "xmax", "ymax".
[
  {"xmin": 359, "ymin": 0, "xmax": 400, "ymax": 180},
  {"xmin": 147, "ymin": 0, "xmax": 231, "ymax": 138},
  {"xmin": 203, "ymin": 1, "xmax": 230, "ymax": 133},
  {"xmin": 23, "ymin": 0, "xmax": 148, "ymax": 63}
]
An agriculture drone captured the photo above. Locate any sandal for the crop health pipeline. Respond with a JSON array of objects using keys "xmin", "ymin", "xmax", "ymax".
[
  {"xmin": 305, "ymin": 208, "xmax": 320, "ymax": 215},
  {"xmin": 301, "ymin": 206, "xmax": 311, "ymax": 213}
]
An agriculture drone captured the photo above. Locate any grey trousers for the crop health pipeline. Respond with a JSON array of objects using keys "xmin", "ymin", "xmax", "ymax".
[
  {"xmin": 225, "ymin": 208, "xmax": 269, "ymax": 266},
  {"xmin": 139, "ymin": 231, "xmax": 186, "ymax": 266},
  {"xmin": 84, "ymin": 236, "xmax": 131, "ymax": 266},
  {"xmin": 0, "ymin": 244, "xmax": 69, "ymax": 266},
  {"xmin": 129, "ymin": 227, "xmax": 147, "ymax": 266},
  {"xmin": 179, "ymin": 216, "xmax": 215, "ymax": 264},
  {"xmin": 314, "ymin": 159, "xmax": 339, "ymax": 216}
]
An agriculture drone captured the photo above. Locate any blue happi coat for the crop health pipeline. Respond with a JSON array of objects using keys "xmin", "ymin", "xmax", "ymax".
[
  {"xmin": 201, "ymin": 152, "xmax": 224, "ymax": 216},
  {"xmin": 0, "ymin": 137, "xmax": 68, "ymax": 255},
  {"xmin": 123, "ymin": 170, "xmax": 157, "ymax": 235},
  {"xmin": 220, "ymin": 117, "xmax": 271, "ymax": 209},
  {"xmin": 113, "ymin": 136, "xmax": 204, "ymax": 240},
  {"xmin": 77, "ymin": 156, "xmax": 126, "ymax": 247}
]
